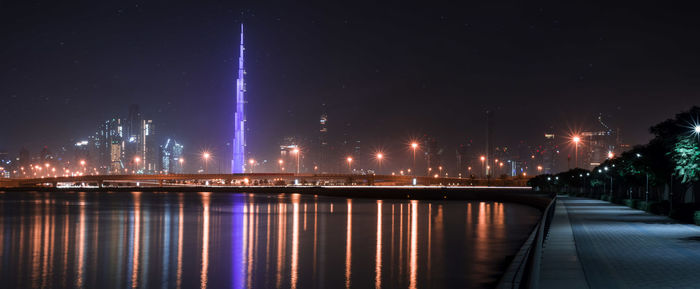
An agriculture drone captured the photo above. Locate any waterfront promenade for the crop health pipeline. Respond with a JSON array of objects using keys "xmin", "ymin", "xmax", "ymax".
[{"xmin": 542, "ymin": 197, "xmax": 700, "ymax": 288}]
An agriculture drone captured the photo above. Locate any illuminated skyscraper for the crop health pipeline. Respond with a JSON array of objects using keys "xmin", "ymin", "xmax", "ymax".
[{"xmin": 231, "ymin": 23, "xmax": 246, "ymax": 173}]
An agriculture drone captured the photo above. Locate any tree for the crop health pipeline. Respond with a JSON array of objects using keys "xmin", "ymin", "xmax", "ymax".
[{"xmin": 669, "ymin": 136, "xmax": 700, "ymax": 184}]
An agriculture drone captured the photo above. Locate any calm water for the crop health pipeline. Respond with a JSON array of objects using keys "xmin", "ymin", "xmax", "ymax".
[{"xmin": 0, "ymin": 191, "xmax": 540, "ymax": 289}]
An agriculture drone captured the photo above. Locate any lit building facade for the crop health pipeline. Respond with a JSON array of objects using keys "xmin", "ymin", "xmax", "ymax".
[{"xmin": 231, "ymin": 23, "xmax": 247, "ymax": 173}]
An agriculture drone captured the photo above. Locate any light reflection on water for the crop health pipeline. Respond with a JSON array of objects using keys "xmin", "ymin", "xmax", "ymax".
[{"xmin": 0, "ymin": 191, "xmax": 539, "ymax": 289}]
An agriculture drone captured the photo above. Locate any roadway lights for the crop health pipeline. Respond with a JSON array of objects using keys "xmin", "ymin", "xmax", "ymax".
[
  {"xmin": 375, "ymin": 152, "xmax": 384, "ymax": 174},
  {"xmin": 410, "ymin": 142, "xmax": 418, "ymax": 174},
  {"xmin": 572, "ymin": 135, "xmax": 581, "ymax": 168},
  {"xmin": 695, "ymin": 125, "xmax": 700, "ymax": 134},
  {"xmin": 291, "ymin": 148, "xmax": 301, "ymax": 174},
  {"xmin": 202, "ymin": 152, "xmax": 210, "ymax": 173}
]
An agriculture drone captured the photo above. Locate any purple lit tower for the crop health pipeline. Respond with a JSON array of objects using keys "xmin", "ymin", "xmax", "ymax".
[{"xmin": 232, "ymin": 23, "xmax": 246, "ymax": 173}]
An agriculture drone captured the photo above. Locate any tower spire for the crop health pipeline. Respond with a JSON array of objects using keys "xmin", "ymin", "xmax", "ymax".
[{"xmin": 232, "ymin": 23, "xmax": 246, "ymax": 173}]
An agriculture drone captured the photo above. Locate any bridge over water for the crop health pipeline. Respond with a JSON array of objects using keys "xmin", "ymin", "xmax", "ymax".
[{"xmin": 0, "ymin": 173, "xmax": 529, "ymax": 189}]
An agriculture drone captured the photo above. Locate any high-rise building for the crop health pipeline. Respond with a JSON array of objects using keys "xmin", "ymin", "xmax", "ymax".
[
  {"xmin": 280, "ymin": 137, "xmax": 301, "ymax": 173},
  {"xmin": 125, "ymin": 104, "xmax": 142, "ymax": 162},
  {"xmin": 318, "ymin": 104, "xmax": 329, "ymax": 172},
  {"xmin": 96, "ymin": 117, "xmax": 123, "ymax": 173},
  {"xmin": 542, "ymin": 129, "xmax": 558, "ymax": 174},
  {"xmin": 141, "ymin": 119, "xmax": 158, "ymax": 172},
  {"xmin": 231, "ymin": 23, "xmax": 247, "ymax": 173},
  {"xmin": 18, "ymin": 147, "xmax": 30, "ymax": 169},
  {"xmin": 485, "ymin": 109, "xmax": 495, "ymax": 176},
  {"xmin": 425, "ymin": 137, "xmax": 441, "ymax": 174},
  {"xmin": 582, "ymin": 114, "xmax": 619, "ymax": 169},
  {"xmin": 161, "ymin": 138, "xmax": 184, "ymax": 174},
  {"xmin": 456, "ymin": 139, "xmax": 474, "ymax": 177}
]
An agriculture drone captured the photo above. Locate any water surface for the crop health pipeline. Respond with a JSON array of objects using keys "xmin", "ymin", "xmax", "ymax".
[{"xmin": 0, "ymin": 191, "xmax": 540, "ymax": 288}]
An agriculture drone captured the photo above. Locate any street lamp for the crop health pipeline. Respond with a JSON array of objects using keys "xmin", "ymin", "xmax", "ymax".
[
  {"xmin": 346, "ymin": 156, "xmax": 353, "ymax": 173},
  {"xmin": 376, "ymin": 152, "xmax": 384, "ymax": 174},
  {"xmin": 480, "ymin": 155, "xmax": 486, "ymax": 178},
  {"xmin": 202, "ymin": 152, "xmax": 210, "ymax": 173},
  {"xmin": 134, "ymin": 156, "xmax": 141, "ymax": 173},
  {"xmin": 292, "ymin": 148, "xmax": 300, "ymax": 174},
  {"xmin": 278, "ymin": 159, "xmax": 284, "ymax": 172},
  {"xmin": 410, "ymin": 142, "xmax": 418, "ymax": 174},
  {"xmin": 249, "ymin": 158, "xmax": 255, "ymax": 173},
  {"xmin": 572, "ymin": 136, "xmax": 581, "ymax": 168},
  {"xmin": 695, "ymin": 125, "xmax": 700, "ymax": 134}
]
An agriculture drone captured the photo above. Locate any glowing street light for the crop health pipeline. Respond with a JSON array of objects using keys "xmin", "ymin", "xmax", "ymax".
[
  {"xmin": 572, "ymin": 135, "xmax": 581, "ymax": 168},
  {"xmin": 480, "ymin": 155, "xmax": 486, "ymax": 178},
  {"xmin": 249, "ymin": 158, "xmax": 256, "ymax": 173},
  {"xmin": 695, "ymin": 125, "xmax": 700, "ymax": 134},
  {"xmin": 410, "ymin": 142, "xmax": 418, "ymax": 174},
  {"xmin": 134, "ymin": 156, "xmax": 141, "ymax": 173},
  {"xmin": 202, "ymin": 152, "xmax": 210, "ymax": 173},
  {"xmin": 346, "ymin": 156, "xmax": 353, "ymax": 173},
  {"xmin": 278, "ymin": 159, "xmax": 284, "ymax": 172},
  {"xmin": 607, "ymin": 151, "xmax": 614, "ymax": 159},
  {"xmin": 375, "ymin": 152, "xmax": 384, "ymax": 173},
  {"xmin": 292, "ymin": 148, "xmax": 300, "ymax": 174}
]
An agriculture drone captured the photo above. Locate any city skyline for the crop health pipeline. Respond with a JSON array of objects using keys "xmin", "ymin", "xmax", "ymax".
[{"xmin": 2, "ymin": 1, "xmax": 700, "ymax": 175}]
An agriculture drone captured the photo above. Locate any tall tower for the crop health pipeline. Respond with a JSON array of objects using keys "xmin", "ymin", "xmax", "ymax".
[{"xmin": 232, "ymin": 23, "xmax": 247, "ymax": 173}]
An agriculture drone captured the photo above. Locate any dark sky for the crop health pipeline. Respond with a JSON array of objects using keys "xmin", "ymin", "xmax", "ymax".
[{"xmin": 2, "ymin": 0, "xmax": 700, "ymax": 170}]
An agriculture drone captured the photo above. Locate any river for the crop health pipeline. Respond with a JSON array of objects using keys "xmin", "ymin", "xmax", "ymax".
[{"xmin": 0, "ymin": 191, "xmax": 540, "ymax": 288}]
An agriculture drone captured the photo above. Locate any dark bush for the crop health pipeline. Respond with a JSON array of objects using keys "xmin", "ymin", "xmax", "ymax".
[{"xmin": 669, "ymin": 203, "xmax": 700, "ymax": 223}]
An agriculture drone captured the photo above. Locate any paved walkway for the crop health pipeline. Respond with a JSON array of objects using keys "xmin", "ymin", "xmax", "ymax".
[
  {"xmin": 543, "ymin": 197, "xmax": 700, "ymax": 289},
  {"xmin": 540, "ymin": 200, "xmax": 589, "ymax": 289}
]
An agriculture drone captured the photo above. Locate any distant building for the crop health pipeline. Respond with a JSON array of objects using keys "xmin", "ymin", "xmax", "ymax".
[
  {"xmin": 485, "ymin": 109, "xmax": 495, "ymax": 176},
  {"xmin": 96, "ymin": 117, "xmax": 123, "ymax": 174},
  {"xmin": 18, "ymin": 147, "xmax": 30, "ymax": 169},
  {"xmin": 231, "ymin": 23, "xmax": 247, "ymax": 174},
  {"xmin": 161, "ymin": 138, "xmax": 184, "ymax": 174},
  {"xmin": 542, "ymin": 130, "xmax": 558, "ymax": 174},
  {"xmin": 425, "ymin": 137, "xmax": 441, "ymax": 174},
  {"xmin": 456, "ymin": 139, "xmax": 475, "ymax": 177},
  {"xmin": 280, "ymin": 137, "xmax": 301, "ymax": 173},
  {"xmin": 318, "ymin": 104, "xmax": 329, "ymax": 172},
  {"xmin": 141, "ymin": 119, "xmax": 157, "ymax": 173},
  {"xmin": 581, "ymin": 114, "xmax": 619, "ymax": 169},
  {"xmin": 125, "ymin": 104, "xmax": 142, "ymax": 163}
]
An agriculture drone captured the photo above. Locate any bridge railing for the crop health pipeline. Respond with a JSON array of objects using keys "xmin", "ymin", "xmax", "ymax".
[{"xmin": 496, "ymin": 194, "xmax": 557, "ymax": 289}]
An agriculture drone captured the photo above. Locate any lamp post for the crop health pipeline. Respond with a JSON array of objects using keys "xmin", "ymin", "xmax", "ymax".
[
  {"xmin": 572, "ymin": 136, "xmax": 581, "ymax": 168},
  {"xmin": 249, "ymin": 158, "xmax": 255, "ymax": 173},
  {"xmin": 346, "ymin": 157, "xmax": 353, "ymax": 173},
  {"xmin": 134, "ymin": 156, "xmax": 141, "ymax": 174},
  {"xmin": 376, "ymin": 153, "xmax": 383, "ymax": 174},
  {"xmin": 410, "ymin": 142, "xmax": 418, "ymax": 175},
  {"xmin": 292, "ymin": 148, "xmax": 300, "ymax": 174},
  {"xmin": 179, "ymin": 158, "xmax": 184, "ymax": 173},
  {"xmin": 278, "ymin": 159, "xmax": 284, "ymax": 172},
  {"xmin": 480, "ymin": 155, "xmax": 486, "ymax": 178},
  {"xmin": 202, "ymin": 152, "xmax": 210, "ymax": 173}
]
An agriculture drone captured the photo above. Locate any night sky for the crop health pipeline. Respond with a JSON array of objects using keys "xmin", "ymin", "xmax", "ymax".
[{"xmin": 2, "ymin": 1, "xmax": 700, "ymax": 169}]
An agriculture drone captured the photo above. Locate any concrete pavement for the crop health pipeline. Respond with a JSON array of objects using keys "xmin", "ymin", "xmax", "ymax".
[{"xmin": 541, "ymin": 197, "xmax": 700, "ymax": 289}]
